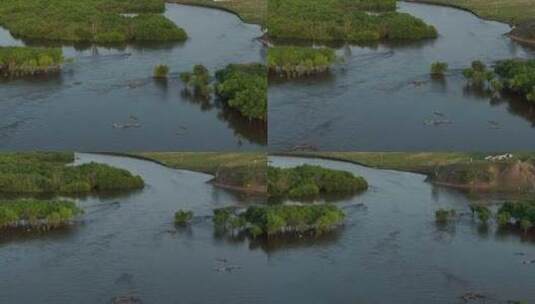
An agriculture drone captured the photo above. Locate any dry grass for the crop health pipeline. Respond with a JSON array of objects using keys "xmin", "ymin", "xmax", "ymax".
[
  {"xmin": 169, "ymin": 0, "xmax": 266, "ymax": 25},
  {"xmin": 409, "ymin": 0, "xmax": 535, "ymax": 24}
]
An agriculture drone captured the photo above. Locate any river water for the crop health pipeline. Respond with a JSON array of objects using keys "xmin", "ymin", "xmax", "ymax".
[
  {"xmin": 1, "ymin": 154, "xmax": 534, "ymax": 303},
  {"xmin": 269, "ymin": 2, "xmax": 535, "ymax": 151},
  {"xmin": 0, "ymin": 4, "xmax": 266, "ymax": 151}
]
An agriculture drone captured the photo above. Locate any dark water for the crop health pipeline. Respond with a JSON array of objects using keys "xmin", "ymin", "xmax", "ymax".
[
  {"xmin": 2, "ymin": 154, "xmax": 534, "ymax": 303},
  {"xmin": 269, "ymin": 2, "xmax": 535, "ymax": 151},
  {"xmin": 0, "ymin": 4, "xmax": 266, "ymax": 151}
]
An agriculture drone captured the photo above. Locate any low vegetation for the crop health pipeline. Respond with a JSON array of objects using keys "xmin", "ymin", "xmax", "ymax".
[
  {"xmin": 494, "ymin": 59, "xmax": 535, "ymax": 102},
  {"xmin": 267, "ymin": 46, "xmax": 337, "ymax": 78},
  {"xmin": 435, "ymin": 208, "xmax": 456, "ymax": 223},
  {"xmin": 174, "ymin": 210, "xmax": 194, "ymax": 225},
  {"xmin": 268, "ymin": 165, "xmax": 368, "ymax": 199},
  {"xmin": 213, "ymin": 204, "xmax": 345, "ymax": 237},
  {"xmin": 430, "ymin": 61, "xmax": 448, "ymax": 77},
  {"xmin": 215, "ymin": 63, "xmax": 267, "ymax": 121},
  {"xmin": 461, "ymin": 59, "xmax": 535, "ymax": 102},
  {"xmin": 170, "ymin": 0, "xmax": 267, "ymax": 25},
  {"xmin": 267, "ymin": 0, "xmax": 437, "ymax": 43},
  {"xmin": 153, "ymin": 64, "xmax": 169, "ymax": 79},
  {"xmin": 470, "ymin": 204, "xmax": 491, "ymax": 224},
  {"xmin": 407, "ymin": 0, "xmax": 535, "ymax": 25},
  {"xmin": 498, "ymin": 200, "xmax": 535, "ymax": 233},
  {"xmin": 180, "ymin": 64, "xmax": 212, "ymax": 99},
  {"xmin": 0, "ymin": 199, "xmax": 82, "ymax": 230},
  {"xmin": 134, "ymin": 152, "xmax": 267, "ymax": 194},
  {"xmin": 0, "ymin": 152, "xmax": 144, "ymax": 194},
  {"xmin": 0, "ymin": 46, "xmax": 64, "ymax": 77},
  {"xmin": 0, "ymin": 0, "xmax": 187, "ymax": 43}
]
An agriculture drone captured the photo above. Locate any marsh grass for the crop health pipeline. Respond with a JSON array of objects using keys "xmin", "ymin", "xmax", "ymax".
[
  {"xmin": 268, "ymin": 46, "xmax": 337, "ymax": 78},
  {"xmin": 0, "ymin": 0, "xmax": 187, "ymax": 43},
  {"xmin": 0, "ymin": 199, "xmax": 82, "ymax": 231},
  {"xmin": 0, "ymin": 46, "xmax": 64, "ymax": 77},
  {"xmin": 0, "ymin": 152, "xmax": 144, "ymax": 195},
  {"xmin": 267, "ymin": 0, "xmax": 437, "ymax": 43}
]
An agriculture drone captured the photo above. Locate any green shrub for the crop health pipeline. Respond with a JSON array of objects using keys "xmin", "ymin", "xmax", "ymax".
[
  {"xmin": 267, "ymin": 0, "xmax": 437, "ymax": 42},
  {"xmin": 0, "ymin": 0, "xmax": 187, "ymax": 43},
  {"xmin": 213, "ymin": 204, "xmax": 345, "ymax": 237},
  {"xmin": 180, "ymin": 64, "xmax": 212, "ymax": 98},
  {"xmin": 0, "ymin": 46, "xmax": 64, "ymax": 77},
  {"xmin": 0, "ymin": 152, "xmax": 144, "ymax": 194},
  {"xmin": 435, "ymin": 208, "xmax": 456, "ymax": 224},
  {"xmin": 267, "ymin": 46, "xmax": 337, "ymax": 78},
  {"xmin": 153, "ymin": 64, "xmax": 169, "ymax": 78},
  {"xmin": 174, "ymin": 210, "xmax": 193, "ymax": 225},
  {"xmin": 268, "ymin": 165, "xmax": 368, "ymax": 199},
  {"xmin": 215, "ymin": 63, "xmax": 267, "ymax": 121},
  {"xmin": 0, "ymin": 199, "xmax": 82, "ymax": 230},
  {"xmin": 494, "ymin": 59, "xmax": 535, "ymax": 102},
  {"xmin": 430, "ymin": 61, "xmax": 448, "ymax": 77}
]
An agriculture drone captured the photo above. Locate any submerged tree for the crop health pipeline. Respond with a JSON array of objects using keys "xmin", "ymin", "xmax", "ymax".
[
  {"xmin": 180, "ymin": 64, "xmax": 212, "ymax": 99},
  {"xmin": 153, "ymin": 64, "xmax": 169, "ymax": 79},
  {"xmin": 430, "ymin": 61, "xmax": 448, "ymax": 78}
]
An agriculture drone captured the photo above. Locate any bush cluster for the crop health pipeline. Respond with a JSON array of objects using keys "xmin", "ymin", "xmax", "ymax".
[{"xmin": 268, "ymin": 165, "xmax": 368, "ymax": 199}]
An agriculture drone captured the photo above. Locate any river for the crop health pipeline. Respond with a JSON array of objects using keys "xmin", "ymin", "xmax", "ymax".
[
  {"xmin": 0, "ymin": 4, "xmax": 266, "ymax": 151},
  {"xmin": 269, "ymin": 2, "xmax": 535, "ymax": 151},
  {"xmin": 1, "ymin": 154, "xmax": 534, "ymax": 303}
]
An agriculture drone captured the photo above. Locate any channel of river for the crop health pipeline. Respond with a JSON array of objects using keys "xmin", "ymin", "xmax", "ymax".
[
  {"xmin": 269, "ymin": 1, "xmax": 535, "ymax": 151},
  {"xmin": 0, "ymin": 4, "xmax": 266, "ymax": 151},
  {"xmin": 1, "ymin": 154, "xmax": 534, "ymax": 303}
]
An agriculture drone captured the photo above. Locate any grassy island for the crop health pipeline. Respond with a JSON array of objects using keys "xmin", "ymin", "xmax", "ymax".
[
  {"xmin": 268, "ymin": 165, "xmax": 368, "ymax": 199},
  {"xmin": 0, "ymin": 46, "xmax": 64, "ymax": 77},
  {"xmin": 267, "ymin": 0, "xmax": 437, "ymax": 43},
  {"xmin": 267, "ymin": 46, "xmax": 337, "ymax": 78},
  {"xmin": 0, "ymin": 199, "xmax": 82, "ymax": 231},
  {"xmin": 0, "ymin": 0, "xmax": 187, "ymax": 43},
  {"xmin": 135, "ymin": 152, "xmax": 267, "ymax": 194},
  {"xmin": 213, "ymin": 204, "xmax": 345, "ymax": 237},
  {"xmin": 215, "ymin": 63, "xmax": 267, "ymax": 121},
  {"xmin": 0, "ymin": 152, "xmax": 144, "ymax": 194}
]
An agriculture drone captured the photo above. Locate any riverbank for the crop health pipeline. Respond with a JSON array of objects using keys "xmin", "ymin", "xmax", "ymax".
[
  {"xmin": 133, "ymin": 152, "xmax": 267, "ymax": 195},
  {"xmin": 406, "ymin": 0, "xmax": 535, "ymax": 45},
  {"xmin": 168, "ymin": 0, "xmax": 266, "ymax": 25},
  {"xmin": 275, "ymin": 152, "xmax": 535, "ymax": 194}
]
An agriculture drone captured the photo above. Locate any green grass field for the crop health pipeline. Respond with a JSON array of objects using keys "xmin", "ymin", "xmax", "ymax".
[
  {"xmin": 170, "ymin": 0, "xmax": 266, "ymax": 25},
  {"xmin": 137, "ymin": 152, "xmax": 266, "ymax": 174},
  {"xmin": 409, "ymin": 0, "xmax": 535, "ymax": 24}
]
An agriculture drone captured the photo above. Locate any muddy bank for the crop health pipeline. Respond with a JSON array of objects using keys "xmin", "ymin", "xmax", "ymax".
[
  {"xmin": 509, "ymin": 21, "xmax": 535, "ymax": 46},
  {"xmin": 428, "ymin": 160, "xmax": 535, "ymax": 193},
  {"xmin": 100, "ymin": 152, "xmax": 267, "ymax": 195}
]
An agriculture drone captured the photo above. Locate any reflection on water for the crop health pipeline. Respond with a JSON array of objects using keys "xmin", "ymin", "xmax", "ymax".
[
  {"xmin": 1, "ymin": 154, "xmax": 535, "ymax": 303},
  {"xmin": 0, "ymin": 4, "xmax": 266, "ymax": 151},
  {"xmin": 269, "ymin": 2, "xmax": 535, "ymax": 151}
]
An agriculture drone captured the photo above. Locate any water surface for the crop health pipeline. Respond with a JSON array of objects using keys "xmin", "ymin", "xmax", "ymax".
[
  {"xmin": 1, "ymin": 154, "xmax": 534, "ymax": 303},
  {"xmin": 0, "ymin": 4, "xmax": 266, "ymax": 151},
  {"xmin": 269, "ymin": 2, "xmax": 535, "ymax": 151}
]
